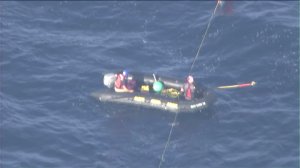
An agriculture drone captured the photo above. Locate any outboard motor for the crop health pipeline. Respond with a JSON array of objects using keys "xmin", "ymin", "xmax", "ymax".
[{"xmin": 103, "ymin": 73, "xmax": 116, "ymax": 88}]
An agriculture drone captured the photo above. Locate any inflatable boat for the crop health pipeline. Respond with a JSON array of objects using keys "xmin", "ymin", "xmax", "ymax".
[{"xmin": 92, "ymin": 72, "xmax": 216, "ymax": 113}]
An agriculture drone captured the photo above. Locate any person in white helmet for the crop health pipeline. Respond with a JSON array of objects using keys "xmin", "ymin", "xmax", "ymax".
[{"xmin": 181, "ymin": 75, "xmax": 196, "ymax": 100}]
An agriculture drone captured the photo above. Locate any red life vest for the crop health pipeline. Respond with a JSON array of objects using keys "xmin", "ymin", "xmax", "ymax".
[
  {"xmin": 115, "ymin": 74, "xmax": 124, "ymax": 89},
  {"xmin": 185, "ymin": 84, "xmax": 192, "ymax": 100}
]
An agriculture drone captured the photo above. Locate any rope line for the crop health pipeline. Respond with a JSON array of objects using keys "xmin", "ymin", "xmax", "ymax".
[
  {"xmin": 158, "ymin": 2, "xmax": 221, "ymax": 167},
  {"xmin": 189, "ymin": 2, "xmax": 220, "ymax": 74},
  {"xmin": 158, "ymin": 96, "xmax": 180, "ymax": 168},
  {"xmin": 158, "ymin": 110, "xmax": 179, "ymax": 168}
]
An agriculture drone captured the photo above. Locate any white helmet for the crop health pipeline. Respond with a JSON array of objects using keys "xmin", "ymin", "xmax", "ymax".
[
  {"xmin": 187, "ymin": 75, "xmax": 194, "ymax": 83},
  {"xmin": 122, "ymin": 70, "xmax": 128, "ymax": 77}
]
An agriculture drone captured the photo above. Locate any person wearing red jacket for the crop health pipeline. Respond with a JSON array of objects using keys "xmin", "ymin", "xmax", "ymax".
[
  {"xmin": 181, "ymin": 75, "xmax": 195, "ymax": 100},
  {"xmin": 114, "ymin": 70, "xmax": 134, "ymax": 93}
]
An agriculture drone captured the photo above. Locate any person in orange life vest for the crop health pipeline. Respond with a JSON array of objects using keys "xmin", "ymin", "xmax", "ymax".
[
  {"xmin": 114, "ymin": 70, "xmax": 134, "ymax": 93},
  {"xmin": 181, "ymin": 75, "xmax": 195, "ymax": 100}
]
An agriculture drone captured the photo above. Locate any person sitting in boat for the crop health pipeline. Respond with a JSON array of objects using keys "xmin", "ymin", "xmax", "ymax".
[
  {"xmin": 114, "ymin": 70, "xmax": 134, "ymax": 93},
  {"xmin": 181, "ymin": 75, "xmax": 195, "ymax": 100}
]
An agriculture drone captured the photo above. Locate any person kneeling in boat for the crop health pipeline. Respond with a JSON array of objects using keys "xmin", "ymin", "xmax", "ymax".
[
  {"xmin": 181, "ymin": 75, "xmax": 195, "ymax": 100},
  {"xmin": 114, "ymin": 70, "xmax": 134, "ymax": 93}
]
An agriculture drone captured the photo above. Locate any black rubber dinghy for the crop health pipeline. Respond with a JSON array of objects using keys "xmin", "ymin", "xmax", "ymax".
[{"xmin": 92, "ymin": 72, "xmax": 216, "ymax": 113}]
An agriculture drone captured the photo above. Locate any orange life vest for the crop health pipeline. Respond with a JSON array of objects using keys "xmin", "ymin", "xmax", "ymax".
[{"xmin": 114, "ymin": 74, "xmax": 124, "ymax": 89}]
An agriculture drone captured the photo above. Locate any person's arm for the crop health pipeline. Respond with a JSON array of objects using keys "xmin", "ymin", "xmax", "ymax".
[
  {"xmin": 191, "ymin": 84, "xmax": 196, "ymax": 92},
  {"xmin": 181, "ymin": 84, "xmax": 187, "ymax": 93}
]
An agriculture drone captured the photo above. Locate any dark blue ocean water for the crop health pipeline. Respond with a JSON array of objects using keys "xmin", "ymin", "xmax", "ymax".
[{"xmin": 1, "ymin": 1, "xmax": 299, "ymax": 168}]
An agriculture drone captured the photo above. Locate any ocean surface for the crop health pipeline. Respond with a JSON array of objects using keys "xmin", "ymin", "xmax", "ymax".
[{"xmin": 1, "ymin": 1, "xmax": 299, "ymax": 168}]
